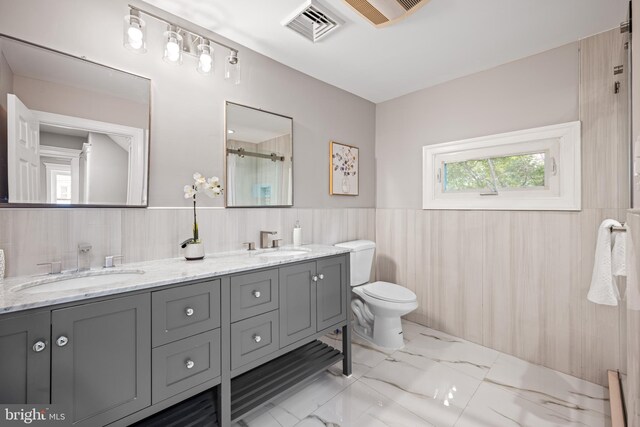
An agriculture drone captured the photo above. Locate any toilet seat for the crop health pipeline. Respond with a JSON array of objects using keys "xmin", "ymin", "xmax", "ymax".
[{"xmin": 361, "ymin": 281, "xmax": 417, "ymax": 303}]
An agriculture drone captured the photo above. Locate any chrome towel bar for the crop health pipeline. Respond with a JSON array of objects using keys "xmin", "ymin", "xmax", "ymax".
[{"xmin": 610, "ymin": 223, "xmax": 627, "ymax": 233}]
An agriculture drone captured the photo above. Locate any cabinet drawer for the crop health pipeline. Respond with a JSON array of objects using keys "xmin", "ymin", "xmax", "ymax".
[
  {"xmin": 230, "ymin": 269, "xmax": 279, "ymax": 322},
  {"xmin": 152, "ymin": 280, "xmax": 220, "ymax": 347},
  {"xmin": 231, "ymin": 310, "xmax": 279, "ymax": 370},
  {"xmin": 151, "ymin": 329, "xmax": 221, "ymax": 404}
]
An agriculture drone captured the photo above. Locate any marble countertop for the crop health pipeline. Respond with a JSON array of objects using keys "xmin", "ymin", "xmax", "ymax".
[{"xmin": 0, "ymin": 244, "xmax": 351, "ymax": 315}]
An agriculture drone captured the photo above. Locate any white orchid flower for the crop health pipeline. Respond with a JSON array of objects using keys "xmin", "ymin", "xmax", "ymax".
[
  {"xmin": 184, "ymin": 185, "xmax": 197, "ymax": 199},
  {"xmin": 193, "ymin": 172, "xmax": 206, "ymax": 190},
  {"xmin": 203, "ymin": 179, "xmax": 222, "ymax": 198}
]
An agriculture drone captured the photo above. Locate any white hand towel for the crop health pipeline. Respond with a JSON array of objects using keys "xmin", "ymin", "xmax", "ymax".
[
  {"xmin": 587, "ymin": 219, "xmax": 621, "ymax": 306},
  {"xmin": 612, "ymin": 231, "xmax": 627, "ymax": 277}
]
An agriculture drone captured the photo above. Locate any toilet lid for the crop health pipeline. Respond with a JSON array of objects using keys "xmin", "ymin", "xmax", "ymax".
[{"xmin": 362, "ymin": 281, "xmax": 417, "ymax": 303}]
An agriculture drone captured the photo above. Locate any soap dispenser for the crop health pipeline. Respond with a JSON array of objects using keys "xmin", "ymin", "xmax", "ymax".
[{"xmin": 293, "ymin": 221, "xmax": 302, "ymax": 246}]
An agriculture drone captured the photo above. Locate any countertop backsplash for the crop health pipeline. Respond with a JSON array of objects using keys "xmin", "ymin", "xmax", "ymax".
[{"xmin": 0, "ymin": 208, "xmax": 375, "ymax": 279}]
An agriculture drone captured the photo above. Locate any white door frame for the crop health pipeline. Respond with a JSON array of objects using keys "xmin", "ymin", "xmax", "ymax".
[
  {"xmin": 40, "ymin": 145, "xmax": 81, "ymax": 204},
  {"xmin": 43, "ymin": 162, "xmax": 72, "ymax": 204},
  {"xmin": 32, "ymin": 110, "xmax": 147, "ymax": 205}
]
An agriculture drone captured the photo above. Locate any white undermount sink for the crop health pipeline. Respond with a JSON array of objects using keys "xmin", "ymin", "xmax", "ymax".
[
  {"xmin": 10, "ymin": 270, "xmax": 146, "ymax": 294},
  {"xmin": 259, "ymin": 249, "xmax": 310, "ymax": 258}
]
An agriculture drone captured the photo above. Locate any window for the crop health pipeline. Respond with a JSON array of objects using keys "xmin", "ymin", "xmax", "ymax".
[
  {"xmin": 423, "ymin": 121, "xmax": 581, "ymax": 210},
  {"xmin": 55, "ymin": 173, "xmax": 72, "ymax": 204}
]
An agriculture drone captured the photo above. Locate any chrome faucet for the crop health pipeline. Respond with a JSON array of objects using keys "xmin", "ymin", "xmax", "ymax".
[
  {"xmin": 77, "ymin": 244, "xmax": 92, "ymax": 272},
  {"xmin": 260, "ymin": 231, "xmax": 278, "ymax": 249}
]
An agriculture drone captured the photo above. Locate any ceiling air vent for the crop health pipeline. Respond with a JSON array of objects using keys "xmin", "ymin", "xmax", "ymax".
[
  {"xmin": 344, "ymin": 0, "xmax": 431, "ymax": 27},
  {"xmin": 283, "ymin": 0, "xmax": 343, "ymax": 43}
]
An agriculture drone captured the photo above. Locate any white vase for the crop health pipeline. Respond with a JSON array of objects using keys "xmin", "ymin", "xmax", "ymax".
[
  {"xmin": 342, "ymin": 177, "xmax": 350, "ymax": 193},
  {"xmin": 184, "ymin": 242, "xmax": 205, "ymax": 261}
]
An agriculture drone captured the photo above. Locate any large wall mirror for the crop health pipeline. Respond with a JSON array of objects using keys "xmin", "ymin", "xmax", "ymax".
[
  {"xmin": 225, "ymin": 102, "xmax": 293, "ymax": 207},
  {"xmin": 0, "ymin": 35, "xmax": 150, "ymax": 207}
]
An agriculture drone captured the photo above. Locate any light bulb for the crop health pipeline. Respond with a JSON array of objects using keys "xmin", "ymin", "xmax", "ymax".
[
  {"xmin": 196, "ymin": 41, "xmax": 214, "ymax": 75},
  {"xmin": 128, "ymin": 26, "xmax": 143, "ymax": 49},
  {"xmin": 128, "ymin": 25, "xmax": 143, "ymax": 42},
  {"xmin": 200, "ymin": 60, "xmax": 212, "ymax": 73},
  {"xmin": 123, "ymin": 11, "xmax": 146, "ymax": 53},
  {"xmin": 163, "ymin": 27, "xmax": 183, "ymax": 64},
  {"xmin": 166, "ymin": 40, "xmax": 180, "ymax": 62},
  {"xmin": 200, "ymin": 53, "xmax": 212, "ymax": 66}
]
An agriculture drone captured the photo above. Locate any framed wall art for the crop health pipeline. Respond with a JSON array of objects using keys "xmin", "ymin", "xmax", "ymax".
[{"xmin": 330, "ymin": 141, "xmax": 359, "ymax": 196}]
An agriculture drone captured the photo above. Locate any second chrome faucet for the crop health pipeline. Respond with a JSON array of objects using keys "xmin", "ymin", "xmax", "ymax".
[{"xmin": 260, "ymin": 231, "xmax": 281, "ymax": 249}]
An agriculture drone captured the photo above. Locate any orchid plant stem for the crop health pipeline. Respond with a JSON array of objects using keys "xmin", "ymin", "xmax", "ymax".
[{"xmin": 192, "ymin": 190, "xmax": 199, "ymax": 242}]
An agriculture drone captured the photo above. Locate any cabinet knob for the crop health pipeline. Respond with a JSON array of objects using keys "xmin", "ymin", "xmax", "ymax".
[
  {"xmin": 318, "ymin": 274, "xmax": 325, "ymax": 280},
  {"xmin": 186, "ymin": 360, "xmax": 195, "ymax": 369},
  {"xmin": 185, "ymin": 307, "xmax": 194, "ymax": 317},
  {"xmin": 312, "ymin": 275, "xmax": 318, "ymax": 282},
  {"xmin": 252, "ymin": 290, "xmax": 261, "ymax": 298},
  {"xmin": 32, "ymin": 340, "xmax": 46, "ymax": 353},
  {"xmin": 56, "ymin": 336, "xmax": 68, "ymax": 347},
  {"xmin": 253, "ymin": 334, "xmax": 262, "ymax": 343}
]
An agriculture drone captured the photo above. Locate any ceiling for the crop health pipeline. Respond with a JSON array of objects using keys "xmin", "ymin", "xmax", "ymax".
[
  {"xmin": 227, "ymin": 104, "xmax": 292, "ymax": 144},
  {"xmin": 0, "ymin": 37, "xmax": 149, "ymax": 104},
  {"xmin": 145, "ymin": 0, "xmax": 629, "ymax": 103}
]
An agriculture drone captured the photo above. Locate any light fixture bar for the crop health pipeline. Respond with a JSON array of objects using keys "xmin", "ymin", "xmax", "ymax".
[{"xmin": 127, "ymin": 4, "xmax": 238, "ymax": 56}]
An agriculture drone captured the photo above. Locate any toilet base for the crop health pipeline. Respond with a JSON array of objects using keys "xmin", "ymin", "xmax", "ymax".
[{"xmin": 352, "ymin": 315, "xmax": 405, "ymax": 350}]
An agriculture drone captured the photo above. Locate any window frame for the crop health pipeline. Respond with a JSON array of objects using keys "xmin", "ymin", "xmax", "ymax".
[{"xmin": 423, "ymin": 121, "xmax": 581, "ymax": 211}]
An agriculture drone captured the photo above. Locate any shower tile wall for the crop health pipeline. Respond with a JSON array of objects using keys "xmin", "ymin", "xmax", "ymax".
[
  {"xmin": 376, "ymin": 28, "xmax": 630, "ymax": 387},
  {"xmin": 0, "ymin": 208, "xmax": 375, "ymax": 278}
]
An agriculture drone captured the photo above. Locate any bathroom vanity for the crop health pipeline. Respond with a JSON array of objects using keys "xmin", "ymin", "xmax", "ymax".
[{"xmin": 0, "ymin": 246, "xmax": 351, "ymax": 427}]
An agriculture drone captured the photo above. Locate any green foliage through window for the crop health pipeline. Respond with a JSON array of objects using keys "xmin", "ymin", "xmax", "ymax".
[{"xmin": 444, "ymin": 152, "xmax": 546, "ymax": 193}]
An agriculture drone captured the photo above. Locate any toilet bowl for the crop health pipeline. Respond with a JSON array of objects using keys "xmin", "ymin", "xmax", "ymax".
[{"xmin": 334, "ymin": 240, "xmax": 418, "ymax": 350}]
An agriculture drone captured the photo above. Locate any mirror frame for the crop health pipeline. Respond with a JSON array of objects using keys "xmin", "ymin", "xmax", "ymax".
[
  {"xmin": 224, "ymin": 101, "xmax": 294, "ymax": 208},
  {"xmin": 0, "ymin": 33, "xmax": 152, "ymax": 209}
]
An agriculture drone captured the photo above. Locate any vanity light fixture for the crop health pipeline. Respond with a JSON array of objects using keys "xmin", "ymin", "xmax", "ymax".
[
  {"xmin": 123, "ymin": 8, "xmax": 146, "ymax": 53},
  {"xmin": 163, "ymin": 25, "xmax": 183, "ymax": 64},
  {"xmin": 196, "ymin": 40, "xmax": 214, "ymax": 74},
  {"xmin": 123, "ymin": 4, "xmax": 240, "ymax": 82}
]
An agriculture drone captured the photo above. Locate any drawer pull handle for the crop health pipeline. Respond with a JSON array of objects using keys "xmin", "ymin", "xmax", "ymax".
[
  {"xmin": 252, "ymin": 290, "xmax": 261, "ymax": 298},
  {"xmin": 186, "ymin": 360, "xmax": 195, "ymax": 369},
  {"xmin": 312, "ymin": 275, "xmax": 318, "ymax": 282},
  {"xmin": 56, "ymin": 336, "xmax": 68, "ymax": 347},
  {"xmin": 318, "ymin": 274, "xmax": 325, "ymax": 280},
  {"xmin": 32, "ymin": 340, "xmax": 46, "ymax": 353},
  {"xmin": 253, "ymin": 334, "xmax": 262, "ymax": 343},
  {"xmin": 185, "ymin": 307, "xmax": 195, "ymax": 317}
]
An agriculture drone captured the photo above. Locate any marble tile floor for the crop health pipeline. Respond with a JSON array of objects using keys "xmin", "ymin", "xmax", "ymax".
[{"xmin": 233, "ymin": 320, "xmax": 612, "ymax": 427}]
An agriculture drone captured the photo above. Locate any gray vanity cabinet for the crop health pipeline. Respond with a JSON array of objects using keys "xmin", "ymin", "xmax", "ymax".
[
  {"xmin": 279, "ymin": 261, "xmax": 317, "ymax": 347},
  {"xmin": 316, "ymin": 256, "xmax": 348, "ymax": 331},
  {"xmin": 51, "ymin": 294, "xmax": 151, "ymax": 426},
  {"xmin": 0, "ymin": 311, "xmax": 50, "ymax": 404},
  {"xmin": 279, "ymin": 257, "xmax": 348, "ymax": 348}
]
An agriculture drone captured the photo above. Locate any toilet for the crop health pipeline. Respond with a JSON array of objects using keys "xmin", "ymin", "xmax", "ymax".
[{"xmin": 335, "ymin": 240, "xmax": 418, "ymax": 350}]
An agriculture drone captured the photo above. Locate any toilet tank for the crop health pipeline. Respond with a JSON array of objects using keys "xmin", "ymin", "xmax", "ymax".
[{"xmin": 334, "ymin": 240, "xmax": 376, "ymax": 286}]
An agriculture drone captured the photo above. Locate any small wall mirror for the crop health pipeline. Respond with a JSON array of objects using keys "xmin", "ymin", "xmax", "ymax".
[
  {"xmin": 0, "ymin": 35, "xmax": 150, "ymax": 207},
  {"xmin": 225, "ymin": 102, "xmax": 293, "ymax": 207}
]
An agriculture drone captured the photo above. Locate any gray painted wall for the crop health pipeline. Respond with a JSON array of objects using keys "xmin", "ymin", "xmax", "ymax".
[
  {"xmin": 87, "ymin": 133, "xmax": 128, "ymax": 205},
  {"xmin": 0, "ymin": 0, "xmax": 376, "ymax": 208},
  {"xmin": 13, "ymin": 75, "xmax": 149, "ymax": 130},
  {"xmin": 376, "ymin": 42, "xmax": 579, "ymax": 209}
]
